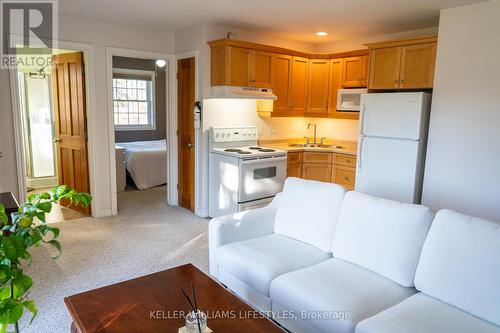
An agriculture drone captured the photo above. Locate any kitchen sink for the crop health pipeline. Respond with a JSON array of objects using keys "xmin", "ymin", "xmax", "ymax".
[{"xmin": 288, "ymin": 143, "xmax": 344, "ymax": 149}]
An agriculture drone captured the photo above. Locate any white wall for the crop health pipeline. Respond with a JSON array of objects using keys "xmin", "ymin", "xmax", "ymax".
[
  {"xmin": 0, "ymin": 13, "xmax": 174, "ymax": 216},
  {"xmin": 422, "ymin": 0, "xmax": 500, "ymax": 222}
]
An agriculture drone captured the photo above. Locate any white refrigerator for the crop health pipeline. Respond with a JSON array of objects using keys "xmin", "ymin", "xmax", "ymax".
[{"xmin": 356, "ymin": 92, "xmax": 432, "ymax": 204}]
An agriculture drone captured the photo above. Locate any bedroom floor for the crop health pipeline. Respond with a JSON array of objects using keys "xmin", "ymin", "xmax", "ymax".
[{"xmin": 21, "ymin": 185, "xmax": 209, "ymax": 333}]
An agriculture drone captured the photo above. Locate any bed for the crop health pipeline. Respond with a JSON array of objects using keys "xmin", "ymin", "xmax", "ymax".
[{"xmin": 116, "ymin": 139, "xmax": 167, "ymax": 190}]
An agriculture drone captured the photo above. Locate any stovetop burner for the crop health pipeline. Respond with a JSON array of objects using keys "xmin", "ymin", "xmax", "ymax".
[
  {"xmin": 259, "ymin": 148, "xmax": 276, "ymax": 152},
  {"xmin": 248, "ymin": 146, "xmax": 262, "ymax": 150},
  {"xmin": 225, "ymin": 148, "xmax": 242, "ymax": 152},
  {"xmin": 237, "ymin": 151, "xmax": 252, "ymax": 154}
]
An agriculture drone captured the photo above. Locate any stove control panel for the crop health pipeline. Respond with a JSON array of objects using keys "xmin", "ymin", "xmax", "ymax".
[{"xmin": 211, "ymin": 126, "xmax": 258, "ymax": 142}]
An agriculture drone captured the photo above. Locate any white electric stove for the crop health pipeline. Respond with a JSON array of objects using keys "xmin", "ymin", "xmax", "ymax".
[{"xmin": 208, "ymin": 126, "xmax": 287, "ymax": 217}]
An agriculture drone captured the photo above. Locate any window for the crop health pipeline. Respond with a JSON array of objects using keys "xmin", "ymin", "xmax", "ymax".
[{"xmin": 113, "ymin": 69, "xmax": 155, "ymax": 130}]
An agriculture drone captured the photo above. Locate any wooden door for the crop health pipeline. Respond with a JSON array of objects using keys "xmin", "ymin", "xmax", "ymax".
[
  {"xmin": 399, "ymin": 43, "xmax": 437, "ymax": 89},
  {"xmin": 51, "ymin": 52, "xmax": 90, "ymax": 214},
  {"xmin": 307, "ymin": 59, "xmax": 330, "ymax": 115},
  {"xmin": 342, "ymin": 56, "xmax": 364, "ymax": 87},
  {"xmin": 251, "ymin": 50, "xmax": 273, "ymax": 88},
  {"xmin": 368, "ymin": 47, "xmax": 402, "ymax": 89},
  {"xmin": 289, "ymin": 56, "xmax": 309, "ymax": 115},
  {"xmin": 227, "ymin": 46, "xmax": 251, "ymax": 86},
  {"xmin": 177, "ymin": 58, "xmax": 195, "ymax": 211},
  {"xmin": 272, "ymin": 54, "xmax": 292, "ymax": 115},
  {"xmin": 302, "ymin": 163, "xmax": 332, "ymax": 182}
]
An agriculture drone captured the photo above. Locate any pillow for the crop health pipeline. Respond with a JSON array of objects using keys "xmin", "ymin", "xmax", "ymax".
[
  {"xmin": 274, "ymin": 177, "xmax": 346, "ymax": 252},
  {"xmin": 332, "ymin": 191, "xmax": 434, "ymax": 287},
  {"xmin": 415, "ymin": 209, "xmax": 500, "ymax": 326}
]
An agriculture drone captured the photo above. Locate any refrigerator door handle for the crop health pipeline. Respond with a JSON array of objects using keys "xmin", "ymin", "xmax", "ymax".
[
  {"xmin": 358, "ymin": 135, "xmax": 364, "ymax": 170},
  {"xmin": 360, "ymin": 103, "xmax": 367, "ymax": 135}
]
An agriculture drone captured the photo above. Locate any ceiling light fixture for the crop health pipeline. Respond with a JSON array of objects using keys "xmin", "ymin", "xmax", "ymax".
[
  {"xmin": 155, "ymin": 59, "xmax": 166, "ymax": 67},
  {"xmin": 316, "ymin": 32, "xmax": 328, "ymax": 37}
]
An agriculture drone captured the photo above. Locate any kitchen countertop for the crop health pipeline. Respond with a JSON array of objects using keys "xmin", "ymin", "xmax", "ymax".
[{"xmin": 260, "ymin": 140, "xmax": 358, "ymax": 156}]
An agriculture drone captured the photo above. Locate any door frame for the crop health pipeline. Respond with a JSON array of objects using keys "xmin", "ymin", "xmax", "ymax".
[
  {"xmin": 175, "ymin": 51, "xmax": 201, "ymax": 216},
  {"xmin": 106, "ymin": 47, "xmax": 176, "ymax": 215},
  {"xmin": 9, "ymin": 38, "xmax": 99, "ymax": 215}
]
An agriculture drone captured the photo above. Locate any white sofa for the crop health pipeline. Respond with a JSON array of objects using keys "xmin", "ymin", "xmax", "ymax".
[{"xmin": 209, "ymin": 177, "xmax": 500, "ymax": 333}]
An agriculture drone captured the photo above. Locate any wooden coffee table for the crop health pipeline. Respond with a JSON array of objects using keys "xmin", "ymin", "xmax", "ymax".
[{"xmin": 64, "ymin": 264, "xmax": 285, "ymax": 332}]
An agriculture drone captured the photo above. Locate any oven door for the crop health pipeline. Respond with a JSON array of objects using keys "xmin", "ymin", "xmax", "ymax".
[{"xmin": 238, "ymin": 156, "xmax": 287, "ymax": 203}]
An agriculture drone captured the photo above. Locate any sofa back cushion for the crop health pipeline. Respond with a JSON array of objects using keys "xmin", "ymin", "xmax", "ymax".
[
  {"xmin": 274, "ymin": 177, "xmax": 346, "ymax": 252},
  {"xmin": 332, "ymin": 191, "xmax": 434, "ymax": 287},
  {"xmin": 415, "ymin": 209, "xmax": 500, "ymax": 326}
]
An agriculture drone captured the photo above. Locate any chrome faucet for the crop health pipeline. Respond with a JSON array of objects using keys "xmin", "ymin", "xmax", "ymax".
[{"xmin": 307, "ymin": 122, "xmax": 317, "ymax": 145}]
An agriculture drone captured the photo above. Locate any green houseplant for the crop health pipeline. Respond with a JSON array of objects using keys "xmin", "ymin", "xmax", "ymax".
[{"xmin": 0, "ymin": 186, "xmax": 91, "ymax": 333}]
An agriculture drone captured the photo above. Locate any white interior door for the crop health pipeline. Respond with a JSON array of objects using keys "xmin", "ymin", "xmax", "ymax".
[
  {"xmin": 360, "ymin": 92, "xmax": 424, "ymax": 140},
  {"xmin": 356, "ymin": 136, "xmax": 421, "ymax": 203}
]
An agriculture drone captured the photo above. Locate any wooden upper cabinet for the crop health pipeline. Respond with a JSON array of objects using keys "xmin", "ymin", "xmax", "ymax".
[
  {"xmin": 251, "ymin": 50, "xmax": 273, "ymax": 88},
  {"xmin": 328, "ymin": 59, "xmax": 359, "ymax": 119},
  {"xmin": 272, "ymin": 54, "xmax": 292, "ymax": 114},
  {"xmin": 227, "ymin": 46, "xmax": 251, "ymax": 86},
  {"xmin": 209, "ymin": 43, "xmax": 273, "ymax": 87},
  {"xmin": 368, "ymin": 47, "xmax": 402, "ymax": 89},
  {"xmin": 289, "ymin": 56, "xmax": 309, "ymax": 115},
  {"xmin": 399, "ymin": 43, "xmax": 437, "ymax": 89},
  {"xmin": 307, "ymin": 59, "xmax": 330, "ymax": 115},
  {"xmin": 366, "ymin": 36, "xmax": 437, "ymax": 90},
  {"xmin": 342, "ymin": 56, "xmax": 364, "ymax": 87},
  {"xmin": 361, "ymin": 55, "xmax": 370, "ymax": 86}
]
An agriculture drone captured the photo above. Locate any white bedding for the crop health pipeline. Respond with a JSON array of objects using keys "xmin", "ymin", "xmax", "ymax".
[{"xmin": 117, "ymin": 140, "xmax": 167, "ymax": 190}]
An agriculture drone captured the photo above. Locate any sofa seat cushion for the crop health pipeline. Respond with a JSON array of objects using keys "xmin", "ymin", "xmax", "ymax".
[
  {"xmin": 415, "ymin": 209, "xmax": 500, "ymax": 326},
  {"xmin": 332, "ymin": 191, "xmax": 434, "ymax": 287},
  {"xmin": 216, "ymin": 233, "xmax": 331, "ymax": 296},
  {"xmin": 356, "ymin": 293, "xmax": 500, "ymax": 333},
  {"xmin": 274, "ymin": 177, "xmax": 346, "ymax": 252},
  {"xmin": 270, "ymin": 258, "xmax": 416, "ymax": 333}
]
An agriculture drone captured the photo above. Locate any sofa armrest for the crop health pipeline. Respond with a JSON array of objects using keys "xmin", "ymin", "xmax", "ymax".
[{"xmin": 208, "ymin": 193, "xmax": 281, "ymax": 277}]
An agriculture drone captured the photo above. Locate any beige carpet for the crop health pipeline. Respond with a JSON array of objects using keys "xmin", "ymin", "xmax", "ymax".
[{"xmin": 20, "ymin": 186, "xmax": 209, "ymax": 333}]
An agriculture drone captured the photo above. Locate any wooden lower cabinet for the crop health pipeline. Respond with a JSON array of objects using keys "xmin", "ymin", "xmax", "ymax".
[
  {"xmin": 333, "ymin": 165, "xmax": 356, "ymax": 190},
  {"xmin": 287, "ymin": 162, "xmax": 302, "ymax": 178},
  {"xmin": 286, "ymin": 152, "xmax": 356, "ymax": 189},
  {"xmin": 286, "ymin": 152, "xmax": 303, "ymax": 178},
  {"xmin": 303, "ymin": 163, "xmax": 332, "ymax": 182},
  {"xmin": 333, "ymin": 154, "xmax": 357, "ymax": 190}
]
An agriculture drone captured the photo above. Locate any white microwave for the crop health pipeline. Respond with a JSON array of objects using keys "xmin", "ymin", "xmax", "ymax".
[{"xmin": 336, "ymin": 88, "xmax": 367, "ymax": 112}]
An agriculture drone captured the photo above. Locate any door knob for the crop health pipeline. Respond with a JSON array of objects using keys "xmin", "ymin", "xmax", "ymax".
[
  {"xmin": 54, "ymin": 138, "xmax": 61, "ymax": 143},
  {"xmin": 186, "ymin": 143, "xmax": 193, "ymax": 149}
]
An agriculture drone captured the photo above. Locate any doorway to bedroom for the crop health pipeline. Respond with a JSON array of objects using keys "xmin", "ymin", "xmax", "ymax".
[{"xmin": 111, "ymin": 55, "xmax": 168, "ymax": 212}]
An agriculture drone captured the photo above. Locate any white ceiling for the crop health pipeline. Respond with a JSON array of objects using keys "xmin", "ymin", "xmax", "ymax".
[{"xmin": 59, "ymin": 0, "xmax": 485, "ymax": 43}]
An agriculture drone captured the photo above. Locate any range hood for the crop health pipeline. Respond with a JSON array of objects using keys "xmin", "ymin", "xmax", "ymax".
[{"xmin": 211, "ymin": 86, "xmax": 277, "ymax": 100}]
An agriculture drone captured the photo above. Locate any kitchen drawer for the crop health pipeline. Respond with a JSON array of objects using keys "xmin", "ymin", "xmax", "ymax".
[
  {"xmin": 303, "ymin": 163, "xmax": 332, "ymax": 182},
  {"xmin": 303, "ymin": 152, "xmax": 333, "ymax": 163},
  {"xmin": 334, "ymin": 154, "xmax": 357, "ymax": 167},
  {"xmin": 287, "ymin": 152, "xmax": 302, "ymax": 164},
  {"xmin": 334, "ymin": 165, "xmax": 356, "ymax": 190}
]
